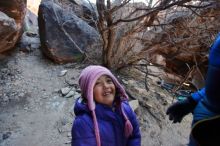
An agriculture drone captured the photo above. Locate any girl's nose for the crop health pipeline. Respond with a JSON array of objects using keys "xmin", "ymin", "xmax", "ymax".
[{"xmin": 103, "ymin": 82, "xmax": 109, "ymax": 88}]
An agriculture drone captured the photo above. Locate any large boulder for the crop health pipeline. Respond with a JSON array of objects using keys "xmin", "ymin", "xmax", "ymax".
[
  {"xmin": 38, "ymin": 1, "xmax": 100, "ymax": 63},
  {"xmin": 0, "ymin": 0, "xmax": 26, "ymax": 53}
]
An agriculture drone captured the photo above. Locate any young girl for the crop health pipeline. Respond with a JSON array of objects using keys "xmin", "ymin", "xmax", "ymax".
[{"xmin": 71, "ymin": 65, "xmax": 141, "ymax": 146}]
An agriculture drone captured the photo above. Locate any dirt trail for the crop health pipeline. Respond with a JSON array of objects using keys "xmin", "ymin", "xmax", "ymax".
[
  {"xmin": 0, "ymin": 48, "xmax": 192, "ymax": 146},
  {"xmin": 0, "ymin": 49, "xmax": 79, "ymax": 146}
]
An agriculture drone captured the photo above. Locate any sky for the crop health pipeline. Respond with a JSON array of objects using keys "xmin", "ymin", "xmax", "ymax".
[
  {"xmin": 26, "ymin": 0, "xmax": 156, "ymax": 15},
  {"xmin": 89, "ymin": 0, "xmax": 155, "ymax": 5},
  {"xmin": 90, "ymin": 0, "xmax": 147, "ymax": 3}
]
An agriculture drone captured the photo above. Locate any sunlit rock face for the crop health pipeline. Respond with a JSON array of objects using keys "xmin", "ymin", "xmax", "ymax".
[
  {"xmin": 27, "ymin": 0, "xmax": 41, "ymax": 15},
  {"xmin": 0, "ymin": 0, "xmax": 26, "ymax": 53}
]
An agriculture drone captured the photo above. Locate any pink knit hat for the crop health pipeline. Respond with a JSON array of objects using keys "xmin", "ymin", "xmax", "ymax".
[{"xmin": 79, "ymin": 65, "xmax": 133, "ymax": 146}]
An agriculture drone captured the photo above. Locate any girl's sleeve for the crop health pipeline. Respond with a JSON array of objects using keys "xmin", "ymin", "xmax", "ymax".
[
  {"xmin": 124, "ymin": 102, "xmax": 141, "ymax": 146},
  {"xmin": 191, "ymin": 87, "xmax": 206, "ymax": 102},
  {"xmin": 71, "ymin": 116, "xmax": 96, "ymax": 146}
]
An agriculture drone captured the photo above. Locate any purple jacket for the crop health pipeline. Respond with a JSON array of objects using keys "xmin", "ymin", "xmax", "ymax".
[{"xmin": 71, "ymin": 98, "xmax": 141, "ymax": 146}]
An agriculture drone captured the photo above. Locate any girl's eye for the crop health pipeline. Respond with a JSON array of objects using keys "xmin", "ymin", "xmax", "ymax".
[
  {"xmin": 95, "ymin": 82, "xmax": 101, "ymax": 85},
  {"xmin": 106, "ymin": 79, "xmax": 113, "ymax": 83}
]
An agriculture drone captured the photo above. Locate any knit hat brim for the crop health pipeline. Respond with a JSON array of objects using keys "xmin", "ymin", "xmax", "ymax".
[{"xmin": 79, "ymin": 65, "xmax": 128, "ymax": 110}]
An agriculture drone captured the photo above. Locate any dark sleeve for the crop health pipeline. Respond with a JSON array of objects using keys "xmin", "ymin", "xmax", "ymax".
[
  {"xmin": 205, "ymin": 33, "xmax": 220, "ymax": 111},
  {"xmin": 71, "ymin": 116, "xmax": 96, "ymax": 146},
  {"xmin": 205, "ymin": 65, "xmax": 220, "ymax": 111},
  {"xmin": 123, "ymin": 102, "xmax": 141, "ymax": 146},
  {"xmin": 209, "ymin": 32, "xmax": 220, "ymax": 67}
]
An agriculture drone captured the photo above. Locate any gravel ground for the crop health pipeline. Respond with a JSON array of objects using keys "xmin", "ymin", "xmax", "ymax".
[{"xmin": 0, "ymin": 48, "xmax": 192, "ymax": 146}]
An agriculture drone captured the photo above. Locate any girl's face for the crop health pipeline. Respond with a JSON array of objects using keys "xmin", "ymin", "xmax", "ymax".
[{"xmin": 93, "ymin": 75, "xmax": 116, "ymax": 106}]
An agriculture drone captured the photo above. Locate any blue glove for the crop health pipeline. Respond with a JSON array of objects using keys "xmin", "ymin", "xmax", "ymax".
[{"xmin": 166, "ymin": 96, "xmax": 197, "ymax": 123}]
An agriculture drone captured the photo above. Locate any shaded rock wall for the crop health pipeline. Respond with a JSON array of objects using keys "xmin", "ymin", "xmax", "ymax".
[{"xmin": 144, "ymin": 3, "xmax": 220, "ymax": 89}]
